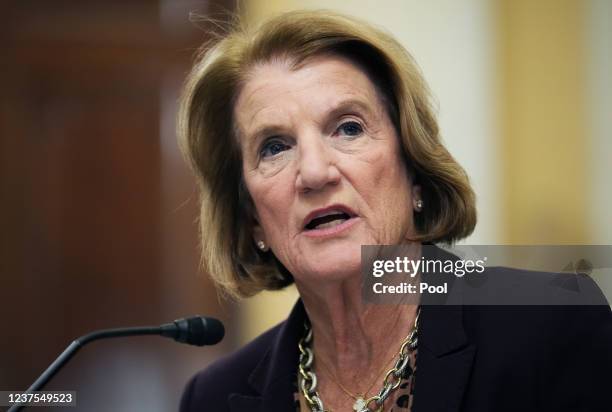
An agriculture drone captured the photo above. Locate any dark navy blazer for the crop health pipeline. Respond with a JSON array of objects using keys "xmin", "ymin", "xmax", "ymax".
[{"xmin": 180, "ymin": 261, "xmax": 612, "ymax": 411}]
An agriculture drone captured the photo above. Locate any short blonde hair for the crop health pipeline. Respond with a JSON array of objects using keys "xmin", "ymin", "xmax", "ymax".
[{"xmin": 178, "ymin": 10, "xmax": 476, "ymax": 299}]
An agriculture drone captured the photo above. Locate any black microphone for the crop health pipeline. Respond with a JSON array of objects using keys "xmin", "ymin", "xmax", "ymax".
[
  {"xmin": 160, "ymin": 316, "xmax": 225, "ymax": 346},
  {"xmin": 8, "ymin": 316, "xmax": 224, "ymax": 412}
]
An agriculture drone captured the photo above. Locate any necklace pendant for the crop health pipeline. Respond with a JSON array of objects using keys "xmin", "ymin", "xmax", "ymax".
[{"xmin": 353, "ymin": 397, "xmax": 367, "ymax": 412}]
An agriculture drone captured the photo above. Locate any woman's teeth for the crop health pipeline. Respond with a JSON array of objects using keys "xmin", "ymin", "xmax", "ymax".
[{"xmin": 313, "ymin": 218, "xmax": 347, "ymax": 229}]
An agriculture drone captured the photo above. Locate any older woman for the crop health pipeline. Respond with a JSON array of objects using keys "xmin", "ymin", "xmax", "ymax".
[{"xmin": 177, "ymin": 10, "xmax": 611, "ymax": 412}]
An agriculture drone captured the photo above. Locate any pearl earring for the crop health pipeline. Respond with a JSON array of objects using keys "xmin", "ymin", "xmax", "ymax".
[
  {"xmin": 257, "ymin": 240, "xmax": 267, "ymax": 251},
  {"xmin": 415, "ymin": 200, "xmax": 424, "ymax": 212}
]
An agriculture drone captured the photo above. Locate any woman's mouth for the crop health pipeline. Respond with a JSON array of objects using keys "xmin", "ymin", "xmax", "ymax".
[
  {"xmin": 302, "ymin": 205, "xmax": 359, "ymax": 237},
  {"xmin": 305, "ymin": 211, "xmax": 351, "ymax": 230}
]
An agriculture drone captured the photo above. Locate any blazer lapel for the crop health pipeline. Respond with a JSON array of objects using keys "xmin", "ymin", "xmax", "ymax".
[
  {"xmin": 229, "ymin": 300, "xmax": 305, "ymax": 412},
  {"xmin": 412, "ymin": 305, "xmax": 475, "ymax": 412}
]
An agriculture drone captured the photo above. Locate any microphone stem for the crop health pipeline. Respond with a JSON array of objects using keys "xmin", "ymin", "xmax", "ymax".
[
  {"xmin": 9, "ymin": 326, "xmax": 160, "ymax": 412},
  {"xmin": 78, "ymin": 326, "xmax": 161, "ymax": 345}
]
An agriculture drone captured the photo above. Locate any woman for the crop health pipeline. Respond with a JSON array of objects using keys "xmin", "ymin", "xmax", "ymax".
[{"xmin": 177, "ymin": 10, "xmax": 611, "ymax": 412}]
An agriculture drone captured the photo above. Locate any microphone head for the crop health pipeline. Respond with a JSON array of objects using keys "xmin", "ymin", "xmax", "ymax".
[{"xmin": 180, "ymin": 316, "xmax": 225, "ymax": 346}]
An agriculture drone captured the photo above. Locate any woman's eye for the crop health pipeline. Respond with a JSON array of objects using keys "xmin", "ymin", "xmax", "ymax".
[
  {"xmin": 336, "ymin": 121, "xmax": 363, "ymax": 137},
  {"xmin": 260, "ymin": 140, "xmax": 290, "ymax": 159}
]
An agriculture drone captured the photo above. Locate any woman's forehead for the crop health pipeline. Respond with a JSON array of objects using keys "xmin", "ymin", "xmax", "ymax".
[{"xmin": 234, "ymin": 55, "xmax": 384, "ymax": 139}]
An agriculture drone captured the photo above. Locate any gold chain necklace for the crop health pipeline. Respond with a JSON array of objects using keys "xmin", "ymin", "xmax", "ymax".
[
  {"xmin": 298, "ymin": 307, "xmax": 420, "ymax": 412},
  {"xmin": 316, "ymin": 308, "xmax": 406, "ymax": 408},
  {"xmin": 316, "ymin": 346, "xmax": 397, "ymax": 410}
]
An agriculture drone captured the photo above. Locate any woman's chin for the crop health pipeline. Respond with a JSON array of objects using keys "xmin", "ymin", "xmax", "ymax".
[{"xmin": 294, "ymin": 250, "xmax": 363, "ymax": 283}]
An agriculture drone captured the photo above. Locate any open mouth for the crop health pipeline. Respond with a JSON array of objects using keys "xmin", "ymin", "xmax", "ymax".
[
  {"xmin": 305, "ymin": 211, "xmax": 351, "ymax": 230},
  {"xmin": 303, "ymin": 206, "xmax": 357, "ymax": 231}
]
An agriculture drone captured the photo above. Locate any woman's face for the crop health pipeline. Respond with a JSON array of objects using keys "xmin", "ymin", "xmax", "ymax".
[{"xmin": 235, "ymin": 55, "xmax": 420, "ymax": 283}]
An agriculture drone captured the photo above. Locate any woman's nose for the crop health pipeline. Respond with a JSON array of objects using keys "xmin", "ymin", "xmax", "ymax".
[{"xmin": 295, "ymin": 135, "xmax": 340, "ymax": 192}]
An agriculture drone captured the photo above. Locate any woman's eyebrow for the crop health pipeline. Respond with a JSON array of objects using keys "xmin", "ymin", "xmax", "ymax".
[
  {"xmin": 325, "ymin": 98, "xmax": 374, "ymax": 121},
  {"xmin": 248, "ymin": 125, "xmax": 284, "ymax": 147}
]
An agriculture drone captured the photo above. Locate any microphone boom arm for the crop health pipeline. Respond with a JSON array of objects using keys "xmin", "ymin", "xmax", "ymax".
[
  {"xmin": 8, "ymin": 316, "xmax": 223, "ymax": 412},
  {"xmin": 9, "ymin": 326, "xmax": 162, "ymax": 412}
]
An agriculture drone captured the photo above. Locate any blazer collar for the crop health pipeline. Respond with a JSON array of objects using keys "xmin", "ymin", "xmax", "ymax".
[
  {"xmin": 412, "ymin": 305, "xmax": 476, "ymax": 412},
  {"xmin": 230, "ymin": 299, "xmax": 306, "ymax": 411}
]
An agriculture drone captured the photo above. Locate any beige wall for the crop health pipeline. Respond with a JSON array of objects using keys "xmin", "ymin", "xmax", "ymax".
[
  {"xmin": 587, "ymin": 0, "xmax": 612, "ymax": 294},
  {"xmin": 497, "ymin": 0, "xmax": 589, "ymax": 243}
]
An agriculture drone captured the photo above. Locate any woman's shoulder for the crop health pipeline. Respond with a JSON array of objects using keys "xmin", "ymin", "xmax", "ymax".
[
  {"xmin": 459, "ymin": 303, "xmax": 612, "ymax": 407},
  {"xmin": 179, "ymin": 321, "xmax": 285, "ymax": 412},
  {"xmin": 461, "ymin": 265, "xmax": 611, "ymax": 339},
  {"xmin": 461, "ymin": 299, "xmax": 611, "ymax": 373},
  {"xmin": 463, "ymin": 301, "xmax": 611, "ymax": 336}
]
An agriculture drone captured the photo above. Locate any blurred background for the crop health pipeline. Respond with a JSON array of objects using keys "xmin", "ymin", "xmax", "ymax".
[{"xmin": 0, "ymin": 0, "xmax": 610, "ymax": 411}]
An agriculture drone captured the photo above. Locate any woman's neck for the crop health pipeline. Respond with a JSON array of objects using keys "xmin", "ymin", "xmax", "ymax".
[{"xmin": 295, "ymin": 272, "xmax": 419, "ymax": 392}]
